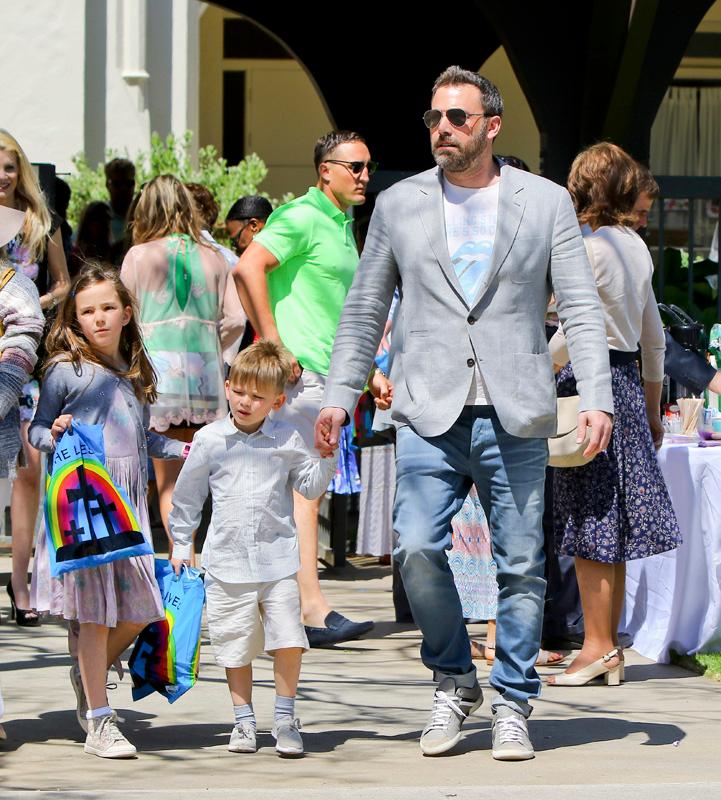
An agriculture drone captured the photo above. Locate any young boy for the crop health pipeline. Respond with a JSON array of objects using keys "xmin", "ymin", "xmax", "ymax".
[{"xmin": 169, "ymin": 340, "xmax": 338, "ymax": 756}]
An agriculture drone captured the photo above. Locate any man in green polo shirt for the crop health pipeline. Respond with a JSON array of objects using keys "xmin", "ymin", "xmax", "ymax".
[{"xmin": 233, "ymin": 130, "xmax": 376, "ymax": 646}]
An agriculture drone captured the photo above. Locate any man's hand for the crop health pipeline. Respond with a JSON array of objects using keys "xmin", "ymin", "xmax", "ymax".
[
  {"xmin": 577, "ymin": 410, "xmax": 613, "ymax": 458},
  {"xmin": 315, "ymin": 407, "xmax": 347, "ymax": 456},
  {"xmin": 287, "ymin": 355, "xmax": 302, "ymax": 385},
  {"xmin": 369, "ymin": 370, "xmax": 394, "ymax": 410}
]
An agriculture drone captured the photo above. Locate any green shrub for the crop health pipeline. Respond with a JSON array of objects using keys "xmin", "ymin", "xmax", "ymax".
[{"xmin": 66, "ymin": 131, "xmax": 292, "ymax": 232}]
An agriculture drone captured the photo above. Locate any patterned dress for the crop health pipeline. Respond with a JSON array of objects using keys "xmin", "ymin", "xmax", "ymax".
[
  {"xmin": 120, "ymin": 235, "xmax": 245, "ymax": 431},
  {"xmin": 32, "ymin": 377, "xmax": 176, "ymax": 626},
  {"xmin": 448, "ymin": 486, "xmax": 497, "ymax": 621},
  {"xmin": 554, "ymin": 361, "xmax": 681, "ymax": 562}
]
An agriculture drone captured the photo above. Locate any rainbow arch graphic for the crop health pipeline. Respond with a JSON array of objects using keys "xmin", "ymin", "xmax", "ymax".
[{"xmin": 43, "ymin": 424, "xmax": 152, "ymax": 576}]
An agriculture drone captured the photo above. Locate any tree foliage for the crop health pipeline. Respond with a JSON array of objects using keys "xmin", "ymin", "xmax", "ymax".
[{"xmin": 66, "ymin": 131, "xmax": 293, "ymax": 230}]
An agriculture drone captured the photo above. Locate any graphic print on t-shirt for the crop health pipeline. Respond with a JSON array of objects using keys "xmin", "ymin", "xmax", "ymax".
[
  {"xmin": 450, "ymin": 240, "xmax": 494, "ymax": 302},
  {"xmin": 443, "ymin": 180, "xmax": 499, "ymax": 305}
]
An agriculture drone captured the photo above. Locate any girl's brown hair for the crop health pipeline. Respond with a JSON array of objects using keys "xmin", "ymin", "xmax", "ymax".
[
  {"xmin": 567, "ymin": 142, "xmax": 639, "ymax": 230},
  {"xmin": 44, "ymin": 261, "xmax": 158, "ymax": 403},
  {"xmin": 131, "ymin": 174, "xmax": 203, "ymax": 245}
]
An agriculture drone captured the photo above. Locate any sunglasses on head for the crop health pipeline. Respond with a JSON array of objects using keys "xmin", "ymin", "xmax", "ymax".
[
  {"xmin": 422, "ymin": 108, "xmax": 486, "ymax": 129},
  {"xmin": 324, "ymin": 159, "xmax": 378, "ymax": 176}
]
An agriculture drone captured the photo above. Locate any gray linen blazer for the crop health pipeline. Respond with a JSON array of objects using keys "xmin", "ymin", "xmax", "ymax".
[{"xmin": 323, "ymin": 163, "xmax": 614, "ymax": 439}]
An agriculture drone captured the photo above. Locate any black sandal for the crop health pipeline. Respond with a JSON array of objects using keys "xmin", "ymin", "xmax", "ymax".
[{"xmin": 6, "ymin": 581, "xmax": 41, "ymax": 628}]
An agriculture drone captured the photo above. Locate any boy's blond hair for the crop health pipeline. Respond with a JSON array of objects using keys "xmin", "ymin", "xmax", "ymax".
[{"xmin": 228, "ymin": 340, "xmax": 293, "ymax": 395}]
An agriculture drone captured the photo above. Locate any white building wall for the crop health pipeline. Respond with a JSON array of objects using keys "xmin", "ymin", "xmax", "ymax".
[
  {"xmin": 5, "ymin": 0, "xmax": 203, "ymax": 172},
  {"xmin": 4, "ymin": 0, "xmax": 86, "ymax": 172},
  {"xmin": 104, "ymin": 0, "xmax": 151, "ymax": 159}
]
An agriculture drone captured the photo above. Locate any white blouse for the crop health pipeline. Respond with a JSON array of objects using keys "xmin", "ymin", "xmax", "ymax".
[{"xmin": 550, "ymin": 225, "xmax": 666, "ymax": 382}]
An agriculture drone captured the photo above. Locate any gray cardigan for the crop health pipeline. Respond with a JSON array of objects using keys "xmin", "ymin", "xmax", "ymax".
[
  {"xmin": 0, "ymin": 269, "xmax": 44, "ymax": 478},
  {"xmin": 29, "ymin": 360, "xmax": 184, "ymax": 482}
]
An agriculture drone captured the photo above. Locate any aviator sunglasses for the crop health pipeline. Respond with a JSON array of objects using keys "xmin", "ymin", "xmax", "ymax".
[
  {"xmin": 423, "ymin": 108, "xmax": 486, "ymax": 129},
  {"xmin": 323, "ymin": 159, "xmax": 379, "ymax": 176}
]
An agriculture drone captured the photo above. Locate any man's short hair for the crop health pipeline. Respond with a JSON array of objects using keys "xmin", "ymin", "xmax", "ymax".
[
  {"xmin": 226, "ymin": 195, "xmax": 273, "ymax": 223},
  {"xmin": 313, "ymin": 130, "xmax": 367, "ymax": 173},
  {"xmin": 432, "ymin": 66, "xmax": 504, "ymax": 118},
  {"xmin": 228, "ymin": 339, "xmax": 293, "ymax": 395},
  {"xmin": 636, "ymin": 164, "xmax": 660, "ymax": 199},
  {"xmin": 185, "ymin": 182, "xmax": 219, "ymax": 228},
  {"xmin": 104, "ymin": 157, "xmax": 136, "ymax": 180}
]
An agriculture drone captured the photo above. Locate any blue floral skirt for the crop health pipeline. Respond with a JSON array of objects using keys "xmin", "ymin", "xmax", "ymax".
[{"xmin": 553, "ymin": 361, "xmax": 681, "ymax": 563}]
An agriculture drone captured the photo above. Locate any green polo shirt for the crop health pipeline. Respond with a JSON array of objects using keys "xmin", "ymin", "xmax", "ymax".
[{"xmin": 254, "ymin": 187, "xmax": 359, "ymax": 375}]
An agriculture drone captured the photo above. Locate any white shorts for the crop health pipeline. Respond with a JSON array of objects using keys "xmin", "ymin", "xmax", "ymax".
[
  {"xmin": 271, "ymin": 370, "xmax": 325, "ymax": 451},
  {"xmin": 204, "ymin": 573, "xmax": 309, "ymax": 668}
]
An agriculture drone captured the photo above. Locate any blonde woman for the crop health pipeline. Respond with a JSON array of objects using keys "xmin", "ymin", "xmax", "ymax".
[
  {"xmin": 0, "ymin": 129, "xmax": 70, "ymax": 626},
  {"xmin": 120, "ymin": 175, "xmax": 244, "ymax": 552}
]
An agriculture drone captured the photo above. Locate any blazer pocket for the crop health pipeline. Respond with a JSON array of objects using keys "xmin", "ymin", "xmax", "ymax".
[
  {"xmin": 513, "ymin": 352, "xmax": 555, "ymax": 411},
  {"xmin": 399, "ymin": 352, "xmax": 430, "ymax": 417}
]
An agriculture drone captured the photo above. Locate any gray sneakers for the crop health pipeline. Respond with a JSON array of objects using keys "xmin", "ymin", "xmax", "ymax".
[
  {"xmin": 84, "ymin": 712, "xmax": 136, "ymax": 758},
  {"xmin": 228, "ymin": 722, "xmax": 257, "ymax": 753},
  {"xmin": 272, "ymin": 716, "xmax": 304, "ymax": 757},
  {"xmin": 69, "ymin": 664, "xmax": 88, "ymax": 733},
  {"xmin": 491, "ymin": 706, "xmax": 534, "ymax": 761},
  {"xmin": 420, "ymin": 677, "xmax": 483, "ymax": 755}
]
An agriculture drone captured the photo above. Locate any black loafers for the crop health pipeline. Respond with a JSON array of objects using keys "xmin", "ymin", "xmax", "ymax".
[{"xmin": 305, "ymin": 611, "xmax": 374, "ymax": 648}]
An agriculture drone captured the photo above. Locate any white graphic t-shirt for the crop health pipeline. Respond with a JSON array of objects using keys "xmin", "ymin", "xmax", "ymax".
[{"xmin": 443, "ymin": 178, "xmax": 499, "ymax": 405}]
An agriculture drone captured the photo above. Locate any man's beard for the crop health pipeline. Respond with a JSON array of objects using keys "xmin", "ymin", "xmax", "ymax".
[{"xmin": 432, "ymin": 122, "xmax": 488, "ymax": 172}]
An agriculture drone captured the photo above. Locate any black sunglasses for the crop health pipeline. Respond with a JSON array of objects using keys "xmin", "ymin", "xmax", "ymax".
[
  {"xmin": 423, "ymin": 108, "xmax": 486, "ymax": 129},
  {"xmin": 324, "ymin": 159, "xmax": 378, "ymax": 176}
]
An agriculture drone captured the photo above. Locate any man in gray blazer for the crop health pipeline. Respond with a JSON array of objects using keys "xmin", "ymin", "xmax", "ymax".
[{"xmin": 315, "ymin": 67, "xmax": 614, "ymax": 761}]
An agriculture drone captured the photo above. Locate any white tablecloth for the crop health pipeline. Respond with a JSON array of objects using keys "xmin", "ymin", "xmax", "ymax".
[{"xmin": 623, "ymin": 440, "xmax": 721, "ymax": 662}]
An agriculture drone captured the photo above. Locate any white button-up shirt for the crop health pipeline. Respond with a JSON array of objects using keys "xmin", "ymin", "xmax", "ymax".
[{"xmin": 170, "ymin": 414, "xmax": 338, "ymax": 583}]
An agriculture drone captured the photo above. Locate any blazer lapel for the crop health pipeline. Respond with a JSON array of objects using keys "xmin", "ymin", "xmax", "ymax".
[
  {"xmin": 417, "ymin": 170, "xmax": 469, "ymax": 308},
  {"xmin": 470, "ymin": 166, "xmax": 526, "ymax": 311}
]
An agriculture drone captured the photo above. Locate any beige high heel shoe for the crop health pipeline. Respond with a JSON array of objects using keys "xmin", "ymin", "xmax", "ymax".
[{"xmin": 547, "ymin": 648, "xmax": 622, "ymax": 686}]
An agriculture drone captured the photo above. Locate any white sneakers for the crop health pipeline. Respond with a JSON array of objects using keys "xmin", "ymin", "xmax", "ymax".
[
  {"xmin": 84, "ymin": 712, "xmax": 136, "ymax": 759},
  {"xmin": 491, "ymin": 706, "xmax": 535, "ymax": 761}
]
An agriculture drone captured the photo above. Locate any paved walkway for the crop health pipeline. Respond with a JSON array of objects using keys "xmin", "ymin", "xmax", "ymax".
[{"xmin": 1, "ymin": 557, "xmax": 720, "ymax": 798}]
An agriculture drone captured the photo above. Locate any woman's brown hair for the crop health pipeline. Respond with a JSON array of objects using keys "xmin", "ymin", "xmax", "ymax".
[
  {"xmin": 131, "ymin": 174, "xmax": 203, "ymax": 245},
  {"xmin": 567, "ymin": 142, "xmax": 640, "ymax": 230},
  {"xmin": 44, "ymin": 261, "xmax": 158, "ymax": 403}
]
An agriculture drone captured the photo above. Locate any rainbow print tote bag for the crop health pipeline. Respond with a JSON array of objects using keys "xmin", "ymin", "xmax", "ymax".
[
  {"xmin": 129, "ymin": 559, "xmax": 205, "ymax": 704},
  {"xmin": 44, "ymin": 423, "xmax": 152, "ymax": 577}
]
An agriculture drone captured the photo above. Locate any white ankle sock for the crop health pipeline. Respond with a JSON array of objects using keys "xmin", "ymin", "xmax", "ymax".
[{"xmin": 86, "ymin": 705, "xmax": 112, "ymax": 720}]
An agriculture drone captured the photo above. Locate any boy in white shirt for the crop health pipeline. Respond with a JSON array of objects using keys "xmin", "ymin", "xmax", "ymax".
[{"xmin": 169, "ymin": 340, "xmax": 338, "ymax": 756}]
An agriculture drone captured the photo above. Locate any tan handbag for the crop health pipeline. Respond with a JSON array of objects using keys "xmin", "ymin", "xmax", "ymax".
[{"xmin": 548, "ymin": 395, "xmax": 595, "ymax": 468}]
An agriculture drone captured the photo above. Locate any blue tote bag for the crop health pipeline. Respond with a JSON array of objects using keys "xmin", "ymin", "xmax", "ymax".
[
  {"xmin": 44, "ymin": 423, "xmax": 152, "ymax": 577},
  {"xmin": 129, "ymin": 559, "xmax": 205, "ymax": 704}
]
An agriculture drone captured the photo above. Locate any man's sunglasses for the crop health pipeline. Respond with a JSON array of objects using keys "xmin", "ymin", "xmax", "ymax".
[
  {"xmin": 423, "ymin": 108, "xmax": 486, "ymax": 129},
  {"xmin": 324, "ymin": 159, "xmax": 378, "ymax": 176}
]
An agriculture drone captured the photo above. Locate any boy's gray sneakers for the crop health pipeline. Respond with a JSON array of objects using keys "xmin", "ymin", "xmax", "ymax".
[
  {"xmin": 84, "ymin": 712, "xmax": 136, "ymax": 758},
  {"xmin": 228, "ymin": 722, "xmax": 257, "ymax": 753},
  {"xmin": 69, "ymin": 664, "xmax": 88, "ymax": 733},
  {"xmin": 420, "ymin": 677, "xmax": 483, "ymax": 755},
  {"xmin": 272, "ymin": 716, "xmax": 304, "ymax": 756},
  {"xmin": 491, "ymin": 706, "xmax": 535, "ymax": 760}
]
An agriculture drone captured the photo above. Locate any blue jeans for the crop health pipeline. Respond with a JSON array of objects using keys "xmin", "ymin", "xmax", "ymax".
[{"xmin": 394, "ymin": 407, "xmax": 548, "ymax": 717}]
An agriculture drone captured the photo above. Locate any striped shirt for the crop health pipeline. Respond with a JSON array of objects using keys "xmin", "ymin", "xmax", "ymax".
[{"xmin": 169, "ymin": 414, "xmax": 338, "ymax": 583}]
